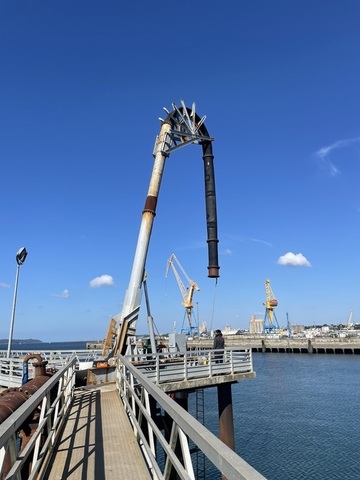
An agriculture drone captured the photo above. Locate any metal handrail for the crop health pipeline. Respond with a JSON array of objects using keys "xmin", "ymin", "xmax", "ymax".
[
  {"xmin": 124, "ymin": 347, "xmax": 253, "ymax": 385},
  {"xmin": 0, "ymin": 349, "xmax": 103, "ymax": 362},
  {"xmin": 117, "ymin": 353, "xmax": 266, "ymax": 480},
  {"xmin": 0, "ymin": 355, "xmax": 76, "ymax": 480},
  {"xmin": 0, "ymin": 350, "xmax": 103, "ymax": 388}
]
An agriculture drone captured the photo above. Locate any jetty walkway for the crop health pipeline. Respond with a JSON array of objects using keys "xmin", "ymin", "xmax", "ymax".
[
  {"xmin": 45, "ymin": 383, "xmax": 151, "ymax": 480},
  {"xmin": 0, "ymin": 347, "xmax": 266, "ymax": 480}
]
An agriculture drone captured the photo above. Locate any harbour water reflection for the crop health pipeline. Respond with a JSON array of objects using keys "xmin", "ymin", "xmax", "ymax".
[{"xmin": 192, "ymin": 353, "xmax": 360, "ymax": 480}]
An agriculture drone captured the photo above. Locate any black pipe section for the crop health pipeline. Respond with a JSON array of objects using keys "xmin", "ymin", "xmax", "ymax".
[
  {"xmin": 166, "ymin": 107, "xmax": 220, "ymax": 278},
  {"xmin": 201, "ymin": 139, "xmax": 220, "ymax": 278}
]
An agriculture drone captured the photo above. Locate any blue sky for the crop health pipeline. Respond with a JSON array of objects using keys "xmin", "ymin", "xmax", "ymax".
[{"xmin": 1, "ymin": 1, "xmax": 360, "ymax": 341}]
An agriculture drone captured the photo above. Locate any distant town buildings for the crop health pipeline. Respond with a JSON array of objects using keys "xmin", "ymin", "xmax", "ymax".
[{"xmin": 249, "ymin": 315, "xmax": 264, "ymax": 334}]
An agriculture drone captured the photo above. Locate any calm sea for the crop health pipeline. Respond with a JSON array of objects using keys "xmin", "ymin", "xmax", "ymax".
[
  {"xmin": 192, "ymin": 353, "xmax": 360, "ymax": 480},
  {"xmin": 0, "ymin": 341, "xmax": 88, "ymax": 352}
]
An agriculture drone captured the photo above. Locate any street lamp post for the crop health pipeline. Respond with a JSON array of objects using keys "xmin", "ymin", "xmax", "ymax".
[{"xmin": 7, "ymin": 247, "xmax": 28, "ymax": 358}]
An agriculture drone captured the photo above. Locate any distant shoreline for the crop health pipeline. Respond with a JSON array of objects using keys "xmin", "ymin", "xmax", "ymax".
[{"xmin": 0, "ymin": 339, "xmax": 97, "ymax": 345}]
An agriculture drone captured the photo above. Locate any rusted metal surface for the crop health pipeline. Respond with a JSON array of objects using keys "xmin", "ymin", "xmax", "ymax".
[
  {"xmin": 0, "ymin": 356, "xmax": 56, "ymax": 479},
  {"xmin": 86, "ymin": 366, "xmax": 116, "ymax": 385},
  {"xmin": 0, "ymin": 376, "xmax": 52, "ymax": 425},
  {"xmin": 23, "ymin": 353, "xmax": 49, "ymax": 379},
  {"xmin": 0, "ymin": 387, "xmax": 29, "ymax": 423},
  {"xmin": 218, "ymin": 383, "xmax": 235, "ymax": 450}
]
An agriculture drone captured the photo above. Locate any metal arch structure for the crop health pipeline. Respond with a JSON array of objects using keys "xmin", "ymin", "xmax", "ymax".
[
  {"xmin": 263, "ymin": 278, "xmax": 280, "ymax": 333},
  {"xmin": 166, "ymin": 253, "xmax": 200, "ymax": 335},
  {"xmin": 104, "ymin": 101, "xmax": 220, "ymax": 359}
]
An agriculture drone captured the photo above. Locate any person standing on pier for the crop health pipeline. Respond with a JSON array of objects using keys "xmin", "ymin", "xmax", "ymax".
[{"xmin": 213, "ymin": 329, "xmax": 224, "ymax": 363}]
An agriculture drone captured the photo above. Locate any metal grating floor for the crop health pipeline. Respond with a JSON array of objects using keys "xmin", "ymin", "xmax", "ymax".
[{"xmin": 45, "ymin": 383, "xmax": 152, "ymax": 479}]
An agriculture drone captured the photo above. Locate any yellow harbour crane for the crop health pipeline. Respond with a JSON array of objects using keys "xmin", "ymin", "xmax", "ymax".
[
  {"xmin": 263, "ymin": 278, "xmax": 280, "ymax": 333},
  {"xmin": 166, "ymin": 253, "xmax": 200, "ymax": 335}
]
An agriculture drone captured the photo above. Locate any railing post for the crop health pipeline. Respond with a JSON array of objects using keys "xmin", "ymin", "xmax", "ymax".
[
  {"xmin": 230, "ymin": 350, "xmax": 234, "ymax": 374},
  {"xmin": 208, "ymin": 351, "xmax": 213, "ymax": 377},
  {"xmin": 156, "ymin": 355, "xmax": 160, "ymax": 384}
]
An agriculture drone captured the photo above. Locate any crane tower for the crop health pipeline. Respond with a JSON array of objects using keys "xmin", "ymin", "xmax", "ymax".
[
  {"xmin": 263, "ymin": 279, "xmax": 280, "ymax": 333},
  {"xmin": 166, "ymin": 253, "xmax": 200, "ymax": 335}
]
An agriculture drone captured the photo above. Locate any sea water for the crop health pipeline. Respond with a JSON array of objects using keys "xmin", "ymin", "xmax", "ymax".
[
  {"xmin": 0, "ymin": 340, "xmax": 88, "ymax": 352},
  {"xmin": 194, "ymin": 353, "xmax": 360, "ymax": 480}
]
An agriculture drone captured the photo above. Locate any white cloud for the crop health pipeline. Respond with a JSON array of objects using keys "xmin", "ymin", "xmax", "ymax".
[
  {"xmin": 277, "ymin": 252, "xmax": 311, "ymax": 267},
  {"xmin": 221, "ymin": 248, "xmax": 233, "ymax": 255},
  {"xmin": 89, "ymin": 274, "xmax": 114, "ymax": 288},
  {"xmin": 51, "ymin": 289, "xmax": 70, "ymax": 298},
  {"xmin": 316, "ymin": 136, "xmax": 360, "ymax": 177},
  {"xmin": 0, "ymin": 282, "xmax": 10, "ymax": 288}
]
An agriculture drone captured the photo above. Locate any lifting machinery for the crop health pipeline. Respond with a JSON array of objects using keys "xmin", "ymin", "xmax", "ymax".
[
  {"xmin": 166, "ymin": 253, "xmax": 200, "ymax": 335},
  {"xmin": 101, "ymin": 101, "xmax": 238, "ymax": 464},
  {"xmin": 263, "ymin": 278, "xmax": 280, "ymax": 333},
  {"xmin": 102, "ymin": 101, "xmax": 219, "ymax": 359}
]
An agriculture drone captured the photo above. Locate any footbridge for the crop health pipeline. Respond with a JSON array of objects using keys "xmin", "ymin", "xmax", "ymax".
[{"xmin": 0, "ymin": 347, "xmax": 266, "ymax": 480}]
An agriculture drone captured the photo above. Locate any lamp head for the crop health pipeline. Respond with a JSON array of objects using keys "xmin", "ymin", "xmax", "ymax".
[{"xmin": 16, "ymin": 247, "xmax": 28, "ymax": 266}]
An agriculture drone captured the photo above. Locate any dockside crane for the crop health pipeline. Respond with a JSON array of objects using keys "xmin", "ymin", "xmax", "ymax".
[
  {"xmin": 166, "ymin": 253, "xmax": 200, "ymax": 335},
  {"xmin": 102, "ymin": 101, "xmax": 220, "ymax": 359},
  {"xmin": 263, "ymin": 278, "xmax": 280, "ymax": 333}
]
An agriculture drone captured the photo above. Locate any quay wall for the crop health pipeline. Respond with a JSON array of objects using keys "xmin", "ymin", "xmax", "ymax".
[{"xmin": 186, "ymin": 336, "xmax": 360, "ymax": 354}]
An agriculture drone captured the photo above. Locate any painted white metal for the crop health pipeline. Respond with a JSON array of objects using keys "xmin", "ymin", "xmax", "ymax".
[
  {"xmin": 117, "ymin": 352, "xmax": 266, "ymax": 480},
  {"xmin": 125, "ymin": 348, "xmax": 253, "ymax": 385},
  {"xmin": 0, "ymin": 356, "xmax": 76, "ymax": 479}
]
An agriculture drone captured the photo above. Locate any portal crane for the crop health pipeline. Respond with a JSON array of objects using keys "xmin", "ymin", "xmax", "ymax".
[
  {"xmin": 263, "ymin": 278, "xmax": 280, "ymax": 333},
  {"xmin": 166, "ymin": 253, "xmax": 200, "ymax": 335}
]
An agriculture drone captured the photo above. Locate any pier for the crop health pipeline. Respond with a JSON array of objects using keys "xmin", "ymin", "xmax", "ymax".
[
  {"xmin": 187, "ymin": 336, "xmax": 360, "ymax": 354},
  {"xmin": 0, "ymin": 347, "xmax": 266, "ymax": 480}
]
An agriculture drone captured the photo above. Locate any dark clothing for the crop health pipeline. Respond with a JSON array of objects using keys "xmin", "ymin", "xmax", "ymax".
[
  {"xmin": 213, "ymin": 332, "xmax": 224, "ymax": 363},
  {"xmin": 213, "ymin": 333, "xmax": 224, "ymax": 350}
]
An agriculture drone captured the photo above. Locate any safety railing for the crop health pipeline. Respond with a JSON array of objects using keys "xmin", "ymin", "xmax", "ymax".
[
  {"xmin": 117, "ymin": 352, "xmax": 265, "ymax": 480},
  {"xmin": 0, "ymin": 350, "xmax": 104, "ymax": 387},
  {"xmin": 125, "ymin": 347, "xmax": 253, "ymax": 385},
  {"xmin": 0, "ymin": 348, "xmax": 103, "ymax": 363},
  {"xmin": 0, "ymin": 355, "xmax": 76, "ymax": 480},
  {"xmin": 0, "ymin": 357, "xmax": 24, "ymax": 388}
]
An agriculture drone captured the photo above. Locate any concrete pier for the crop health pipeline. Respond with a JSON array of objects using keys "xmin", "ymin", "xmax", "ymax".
[{"xmin": 187, "ymin": 337, "xmax": 360, "ymax": 354}]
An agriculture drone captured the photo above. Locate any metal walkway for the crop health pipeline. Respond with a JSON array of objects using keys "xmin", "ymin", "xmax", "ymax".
[{"xmin": 45, "ymin": 383, "xmax": 152, "ymax": 480}]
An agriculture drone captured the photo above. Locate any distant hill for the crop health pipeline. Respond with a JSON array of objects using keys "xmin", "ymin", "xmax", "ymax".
[{"xmin": 0, "ymin": 339, "xmax": 42, "ymax": 345}]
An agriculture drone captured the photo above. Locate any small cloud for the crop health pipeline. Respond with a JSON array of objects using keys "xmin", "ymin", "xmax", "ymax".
[
  {"xmin": 0, "ymin": 282, "xmax": 10, "ymax": 288},
  {"xmin": 89, "ymin": 274, "xmax": 114, "ymax": 288},
  {"xmin": 51, "ymin": 289, "xmax": 70, "ymax": 298},
  {"xmin": 222, "ymin": 248, "xmax": 233, "ymax": 256},
  {"xmin": 277, "ymin": 252, "xmax": 311, "ymax": 267},
  {"xmin": 315, "ymin": 136, "xmax": 360, "ymax": 177}
]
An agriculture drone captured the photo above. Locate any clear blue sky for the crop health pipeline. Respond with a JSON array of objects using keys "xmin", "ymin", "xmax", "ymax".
[{"xmin": 1, "ymin": 1, "xmax": 360, "ymax": 341}]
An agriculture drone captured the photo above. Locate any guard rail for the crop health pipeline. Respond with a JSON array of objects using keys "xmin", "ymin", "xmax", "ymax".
[
  {"xmin": 0, "ymin": 355, "xmax": 76, "ymax": 479},
  {"xmin": 117, "ymin": 351, "xmax": 265, "ymax": 480}
]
